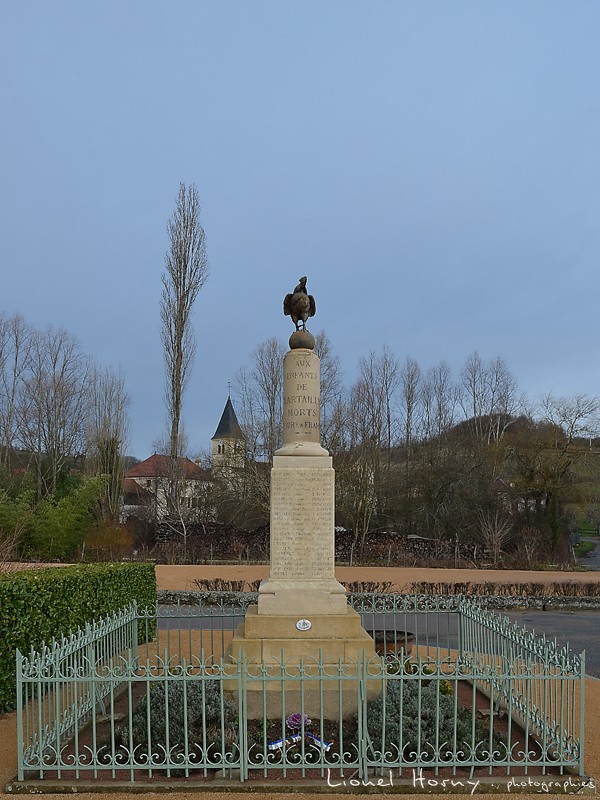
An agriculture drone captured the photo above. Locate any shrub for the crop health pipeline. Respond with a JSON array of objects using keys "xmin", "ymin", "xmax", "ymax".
[
  {"xmin": 407, "ymin": 579, "xmax": 600, "ymax": 598},
  {"xmin": 192, "ymin": 578, "xmax": 262, "ymax": 594},
  {"xmin": 19, "ymin": 477, "xmax": 108, "ymax": 561},
  {"xmin": 83, "ymin": 524, "xmax": 135, "ymax": 561},
  {"xmin": 115, "ymin": 679, "xmax": 237, "ymax": 760},
  {"xmin": 343, "ymin": 581, "xmax": 394, "ymax": 594},
  {"xmin": 367, "ymin": 677, "xmax": 503, "ymax": 761},
  {"xmin": 0, "ymin": 562, "xmax": 156, "ymax": 712}
]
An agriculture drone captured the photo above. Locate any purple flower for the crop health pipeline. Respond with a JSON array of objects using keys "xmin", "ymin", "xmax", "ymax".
[{"xmin": 285, "ymin": 712, "xmax": 311, "ymax": 730}]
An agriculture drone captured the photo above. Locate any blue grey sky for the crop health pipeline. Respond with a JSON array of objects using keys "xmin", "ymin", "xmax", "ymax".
[{"xmin": 2, "ymin": 2, "xmax": 599, "ymax": 458}]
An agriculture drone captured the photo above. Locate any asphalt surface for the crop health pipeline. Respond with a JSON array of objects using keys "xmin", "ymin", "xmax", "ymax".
[
  {"xmin": 157, "ymin": 605, "xmax": 600, "ymax": 676},
  {"xmin": 506, "ymin": 609, "xmax": 600, "ymax": 677},
  {"xmin": 577, "ymin": 536, "xmax": 600, "ymax": 571}
]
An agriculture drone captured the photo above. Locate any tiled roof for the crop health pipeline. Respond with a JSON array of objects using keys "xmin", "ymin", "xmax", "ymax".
[
  {"xmin": 212, "ymin": 397, "xmax": 245, "ymax": 441},
  {"xmin": 122, "ymin": 478, "xmax": 153, "ymax": 500},
  {"xmin": 125, "ymin": 454, "xmax": 210, "ymax": 480}
]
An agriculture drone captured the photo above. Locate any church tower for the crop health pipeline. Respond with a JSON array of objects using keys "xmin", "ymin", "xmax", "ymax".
[{"xmin": 211, "ymin": 396, "xmax": 245, "ymax": 469}]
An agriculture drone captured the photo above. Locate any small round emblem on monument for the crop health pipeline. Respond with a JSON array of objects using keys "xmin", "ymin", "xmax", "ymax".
[{"xmin": 295, "ymin": 619, "xmax": 312, "ymax": 631}]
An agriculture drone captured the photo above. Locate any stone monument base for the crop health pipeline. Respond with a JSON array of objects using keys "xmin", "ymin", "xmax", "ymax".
[
  {"xmin": 257, "ymin": 577, "xmax": 348, "ymax": 615},
  {"xmin": 226, "ymin": 605, "xmax": 380, "ymax": 718}
]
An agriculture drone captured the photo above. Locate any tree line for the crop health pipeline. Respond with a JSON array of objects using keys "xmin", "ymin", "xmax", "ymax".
[
  {"xmin": 2, "ymin": 176, "xmax": 598, "ymax": 569},
  {"xmin": 0, "ymin": 181, "xmax": 209, "ymax": 564},
  {"xmin": 2, "ymin": 310, "xmax": 598, "ymax": 567},
  {"xmin": 0, "ymin": 311, "xmax": 129, "ymax": 561},
  {"xmin": 0, "ymin": 181, "xmax": 210, "ymax": 564},
  {"xmin": 219, "ymin": 338, "xmax": 600, "ymax": 566}
]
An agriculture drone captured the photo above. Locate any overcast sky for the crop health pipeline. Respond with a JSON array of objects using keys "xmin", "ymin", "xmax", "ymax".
[{"xmin": 2, "ymin": 2, "xmax": 599, "ymax": 458}]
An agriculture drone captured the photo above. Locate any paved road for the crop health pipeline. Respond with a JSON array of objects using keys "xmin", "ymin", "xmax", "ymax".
[
  {"xmin": 576, "ymin": 536, "xmax": 600, "ymax": 571},
  {"xmin": 507, "ymin": 610, "xmax": 600, "ymax": 677},
  {"xmin": 157, "ymin": 605, "xmax": 600, "ymax": 677}
]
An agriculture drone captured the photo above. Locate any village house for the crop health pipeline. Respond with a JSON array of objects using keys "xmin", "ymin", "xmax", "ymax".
[
  {"xmin": 122, "ymin": 396, "xmax": 246, "ymax": 521},
  {"xmin": 121, "ymin": 453, "xmax": 212, "ymax": 520}
]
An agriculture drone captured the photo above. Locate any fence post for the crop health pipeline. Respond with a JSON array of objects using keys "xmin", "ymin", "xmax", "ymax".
[
  {"xmin": 53, "ymin": 643, "xmax": 62, "ymax": 779},
  {"xmin": 238, "ymin": 650, "xmax": 247, "ymax": 782},
  {"xmin": 86, "ymin": 623, "xmax": 106, "ymax": 718},
  {"xmin": 358, "ymin": 649, "xmax": 368, "ymax": 782},
  {"xmin": 579, "ymin": 650, "xmax": 586, "ymax": 776},
  {"xmin": 131, "ymin": 601, "xmax": 139, "ymax": 669},
  {"xmin": 456, "ymin": 596, "xmax": 464, "ymax": 662},
  {"xmin": 16, "ymin": 649, "xmax": 24, "ymax": 781}
]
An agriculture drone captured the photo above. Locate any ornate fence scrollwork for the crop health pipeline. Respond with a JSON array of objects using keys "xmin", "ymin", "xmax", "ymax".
[{"xmin": 16, "ymin": 594, "xmax": 585, "ymax": 784}]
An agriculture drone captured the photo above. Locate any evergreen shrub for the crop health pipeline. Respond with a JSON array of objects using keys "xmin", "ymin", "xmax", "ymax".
[
  {"xmin": 0, "ymin": 562, "xmax": 156, "ymax": 711},
  {"xmin": 367, "ymin": 677, "xmax": 504, "ymax": 760},
  {"xmin": 115, "ymin": 679, "xmax": 237, "ymax": 761}
]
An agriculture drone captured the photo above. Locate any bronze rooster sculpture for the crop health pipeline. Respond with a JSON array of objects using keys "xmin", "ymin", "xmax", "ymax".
[{"xmin": 283, "ymin": 276, "xmax": 316, "ymax": 331}]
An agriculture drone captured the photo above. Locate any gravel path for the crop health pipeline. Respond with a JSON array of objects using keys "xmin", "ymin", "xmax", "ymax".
[{"xmin": 155, "ymin": 563, "xmax": 600, "ymax": 592}]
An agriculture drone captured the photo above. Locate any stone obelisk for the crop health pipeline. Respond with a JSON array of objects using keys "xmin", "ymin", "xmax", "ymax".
[
  {"xmin": 257, "ymin": 341, "xmax": 348, "ymax": 615},
  {"xmin": 228, "ymin": 278, "xmax": 376, "ymax": 716}
]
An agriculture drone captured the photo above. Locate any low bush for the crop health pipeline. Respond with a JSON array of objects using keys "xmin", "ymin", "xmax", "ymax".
[
  {"xmin": 407, "ymin": 580, "xmax": 600, "ymax": 598},
  {"xmin": 114, "ymin": 679, "xmax": 237, "ymax": 760},
  {"xmin": 343, "ymin": 581, "xmax": 394, "ymax": 594},
  {"xmin": 367, "ymin": 678, "xmax": 503, "ymax": 760},
  {"xmin": 188, "ymin": 578, "xmax": 397, "ymax": 595},
  {"xmin": 192, "ymin": 577, "xmax": 262, "ymax": 594},
  {"xmin": 0, "ymin": 562, "xmax": 157, "ymax": 712}
]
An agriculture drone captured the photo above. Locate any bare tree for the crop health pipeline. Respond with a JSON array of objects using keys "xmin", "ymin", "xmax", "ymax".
[
  {"xmin": 399, "ymin": 357, "xmax": 422, "ymax": 444},
  {"xmin": 421, "ymin": 360, "xmax": 457, "ymax": 442},
  {"xmin": 476, "ymin": 510, "xmax": 513, "ymax": 566},
  {"xmin": 536, "ymin": 393, "xmax": 600, "ymax": 556},
  {"xmin": 234, "ymin": 366, "xmax": 263, "ymax": 461},
  {"xmin": 486, "ymin": 355, "xmax": 522, "ymax": 441},
  {"xmin": 336, "ymin": 349, "xmax": 400, "ymax": 547},
  {"xmin": 252, "ymin": 338, "xmax": 286, "ymax": 462},
  {"xmin": 235, "ymin": 330, "xmax": 344, "ymax": 458},
  {"xmin": 160, "ymin": 182, "xmax": 209, "ymax": 513},
  {"xmin": 313, "ymin": 330, "xmax": 343, "ymax": 450},
  {"xmin": 458, "ymin": 352, "xmax": 521, "ymax": 444},
  {"xmin": 0, "ymin": 532, "xmax": 19, "ymax": 572},
  {"xmin": 86, "ymin": 365, "xmax": 130, "ymax": 522},
  {"xmin": 539, "ymin": 393, "xmax": 600, "ymax": 445},
  {"xmin": 18, "ymin": 326, "xmax": 89, "ymax": 497},
  {"xmin": 398, "ymin": 355, "xmax": 422, "ymax": 531},
  {"xmin": 335, "ymin": 380, "xmax": 379, "ymax": 548},
  {"xmin": 0, "ymin": 314, "xmax": 33, "ymax": 474},
  {"xmin": 459, "ymin": 352, "xmax": 487, "ymax": 437},
  {"xmin": 235, "ymin": 337, "xmax": 286, "ymax": 463},
  {"xmin": 355, "ymin": 347, "xmax": 400, "ymax": 454}
]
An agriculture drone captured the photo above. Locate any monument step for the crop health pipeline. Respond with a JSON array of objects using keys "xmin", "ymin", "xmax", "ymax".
[
  {"xmin": 229, "ymin": 629, "xmax": 377, "ymax": 665},
  {"xmin": 242, "ymin": 603, "xmax": 369, "ymax": 639}
]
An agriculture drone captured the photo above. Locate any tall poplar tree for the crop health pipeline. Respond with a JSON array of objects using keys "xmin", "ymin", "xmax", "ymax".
[{"xmin": 160, "ymin": 183, "xmax": 209, "ymax": 513}]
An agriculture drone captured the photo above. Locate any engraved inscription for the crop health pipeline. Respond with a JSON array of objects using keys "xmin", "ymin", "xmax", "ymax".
[
  {"xmin": 270, "ymin": 468, "xmax": 334, "ymax": 580},
  {"xmin": 282, "ymin": 351, "xmax": 321, "ymax": 443}
]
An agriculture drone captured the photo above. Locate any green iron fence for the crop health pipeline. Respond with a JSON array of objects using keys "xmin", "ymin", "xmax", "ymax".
[{"xmin": 15, "ymin": 595, "xmax": 585, "ymax": 784}]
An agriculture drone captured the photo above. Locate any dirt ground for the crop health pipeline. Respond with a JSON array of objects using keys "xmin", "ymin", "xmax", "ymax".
[
  {"xmin": 1, "ymin": 677, "xmax": 598, "ymax": 798},
  {"xmin": 9, "ymin": 563, "xmax": 600, "ymax": 591},
  {"xmin": 155, "ymin": 563, "xmax": 600, "ymax": 592},
  {"xmin": 1, "ymin": 564, "xmax": 598, "ymax": 798}
]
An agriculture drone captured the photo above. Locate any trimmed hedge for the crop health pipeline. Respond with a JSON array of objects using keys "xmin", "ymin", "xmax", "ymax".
[{"xmin": 0, "ymin": 563, "xmax": 157, "ymax": 712}]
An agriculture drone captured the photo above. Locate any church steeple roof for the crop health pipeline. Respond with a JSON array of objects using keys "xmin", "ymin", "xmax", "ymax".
[{"xmin": 211, "ymin": 397, "xmax": 245, "ymax": 441}]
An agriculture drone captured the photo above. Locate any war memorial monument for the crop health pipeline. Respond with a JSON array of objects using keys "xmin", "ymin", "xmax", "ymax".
[{"xmin": 228, "ymin": 278, "xmax": 377, "ymax": 715}]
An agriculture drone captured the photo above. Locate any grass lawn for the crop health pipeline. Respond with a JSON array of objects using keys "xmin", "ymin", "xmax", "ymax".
[{"xmin": 575, "ymin": 539, "xmax": 598, "ymax": 556}]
